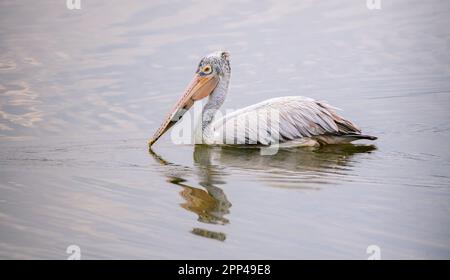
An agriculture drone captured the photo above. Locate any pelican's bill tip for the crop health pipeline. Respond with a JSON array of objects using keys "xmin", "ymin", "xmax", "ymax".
[{"xmin": 148, "ymin": 138, "xmax": 156, "ymax": 147}]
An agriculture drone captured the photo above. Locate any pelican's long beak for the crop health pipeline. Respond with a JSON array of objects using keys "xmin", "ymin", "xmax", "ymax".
[{"xmin": 149, "ymin": 73, "xmax": 219, "ymax": 147}]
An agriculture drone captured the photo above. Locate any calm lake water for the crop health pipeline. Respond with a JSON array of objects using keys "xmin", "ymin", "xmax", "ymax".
[{"xmin": 1, "ymin": 0, "xmax": 450, "ymax": 259}]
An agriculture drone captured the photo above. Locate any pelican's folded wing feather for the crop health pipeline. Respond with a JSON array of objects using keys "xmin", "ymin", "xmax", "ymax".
[{"xmin": 210, "ymin": 96, "xmax": 361, "ymax": 145}]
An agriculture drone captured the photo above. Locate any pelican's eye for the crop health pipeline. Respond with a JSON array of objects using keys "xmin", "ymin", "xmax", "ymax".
[{"xmin": 201, "ymin": 65, "xmax": 212, "ymax": 75}]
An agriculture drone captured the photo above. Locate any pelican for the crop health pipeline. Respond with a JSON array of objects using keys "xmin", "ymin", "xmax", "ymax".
[{"xmin": 149, "ymin": 51, "xmax": 377, "ymax": 148}]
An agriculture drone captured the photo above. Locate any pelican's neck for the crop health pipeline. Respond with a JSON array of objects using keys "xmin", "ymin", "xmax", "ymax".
[{"xmin": 201, "ymin": 73, "xmax": 230, "ymax": 131}]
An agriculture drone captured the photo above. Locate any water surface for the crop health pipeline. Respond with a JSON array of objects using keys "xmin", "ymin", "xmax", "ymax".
[{"xmin": 1, "ymin": 0, "xmax": 450, "ymax": 259}]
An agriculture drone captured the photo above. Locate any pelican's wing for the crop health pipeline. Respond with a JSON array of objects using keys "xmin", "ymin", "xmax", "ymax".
[{"xmin": 210, "ymin": 96, "xmax": 361, "ymax": 145}]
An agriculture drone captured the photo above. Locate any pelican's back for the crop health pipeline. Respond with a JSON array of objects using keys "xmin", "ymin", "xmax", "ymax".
[{"xmin": 206, "ymin": 96, "xmax": 376, "ymax": 146}]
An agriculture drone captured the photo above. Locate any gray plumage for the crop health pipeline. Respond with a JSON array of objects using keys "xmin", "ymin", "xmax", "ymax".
[{"xmin": 203, "ymin": 96, "xmax": 376, "ymax": 146}]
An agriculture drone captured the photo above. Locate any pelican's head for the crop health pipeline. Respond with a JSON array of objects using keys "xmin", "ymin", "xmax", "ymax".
[
  {"xmin": 149, "ymin": 51, "xmax": 231, "ymax": 146},
  {"xmin": 197, "ymin": 50, "xmax": 231, "ymax": 77}
]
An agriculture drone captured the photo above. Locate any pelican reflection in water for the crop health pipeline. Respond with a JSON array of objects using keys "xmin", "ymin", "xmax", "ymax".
[
  {"xmin": 149, "ymin": 147, "xmax": 231, "ymax": 241},
  {"xmin": 149, "ymin": 51, "xmax": 377, "ymax": 148},
  {"xmin": 148, "ymin": 144, "xmax": 376, "ymax": 241}
]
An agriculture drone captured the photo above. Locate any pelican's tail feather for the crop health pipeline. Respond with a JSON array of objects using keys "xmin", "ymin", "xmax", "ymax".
[{"xmin": 345, "ymin": 134, "xmax": 378, "ymax": 141}]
